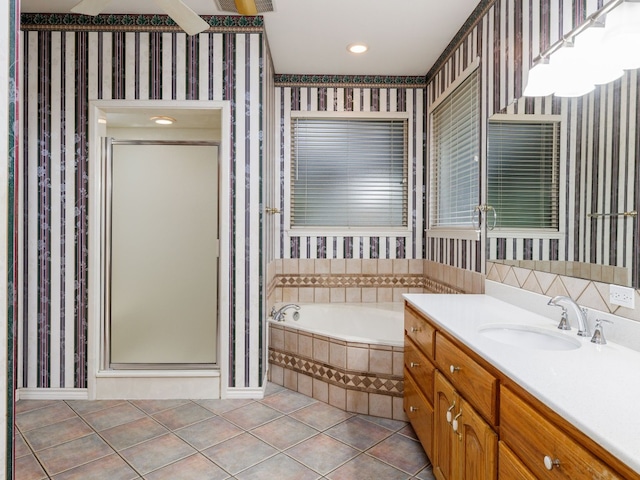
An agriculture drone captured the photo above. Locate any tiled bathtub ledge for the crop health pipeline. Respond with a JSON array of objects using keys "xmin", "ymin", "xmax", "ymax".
[{"xmin": 268, "ymin": 323, "xmax": 406, "ymax": 421}]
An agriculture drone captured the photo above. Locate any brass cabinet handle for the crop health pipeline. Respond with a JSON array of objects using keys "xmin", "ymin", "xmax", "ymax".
[
  {"xmin": 409, "ymin": 406, "xmax": 419, "ymax": 412},
  {"xmin": 446, "ymin": 401, "xmax": 456, "ymax": 423},
  {"xmin": 452, "ymin": 411, "xmax": 462, "ymax": 432},
  {"xmin": 410, "ymin": 326, "xmax": 421, "ymax": 333},
  {"xmin": 410, "ymin": 361, "xmax": 420, "ymax": 368},
  {"xmin": 450, "ymin": 365, "xmax": 461, "ymax": 374}
]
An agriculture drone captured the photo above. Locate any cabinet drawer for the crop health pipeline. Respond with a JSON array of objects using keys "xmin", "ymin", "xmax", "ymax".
[
  {"xmin": 404, "ymin": 306, "xmax": 436, "ymax": 360},
  {"xmin": 500, "ymin": 387, "xmax": 622, "ymax": 479},
  {"xmin": 499, "ymin": 441, "xmax": 536, "ymax": 480},
  {"xmin": 404, "ymin": 337, "xmax": 435, "ymax": 404},
  {"xmin": 435, "ymin": 333, "xmax": 498, "ymax": 425},
  {"xmin": 404, "ymin": 368, "xmax": 434, "ymax": 459}
]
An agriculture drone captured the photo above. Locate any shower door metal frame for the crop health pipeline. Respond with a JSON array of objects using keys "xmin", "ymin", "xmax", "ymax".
[{"xmin": 101, "ymin": 138, "xmax": 221, "ymax": 370}]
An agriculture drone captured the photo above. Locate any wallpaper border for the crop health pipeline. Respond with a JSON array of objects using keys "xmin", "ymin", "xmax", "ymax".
[
  {"xmin": 20, "ymin": 13, "xmax": 264, "ymax": 32},
  {"xmin": 274, "ymin": 74, "xmax": 426, "ymax": 88}
]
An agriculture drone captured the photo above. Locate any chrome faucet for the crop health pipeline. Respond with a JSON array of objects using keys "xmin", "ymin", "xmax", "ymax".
[
  {"xmin": 270, "ymin": 304, "xmax": 300, "ymax": 322},
  {"xmin": 547, "ymin": 296, "xmax": 590, "ymax": 337}
]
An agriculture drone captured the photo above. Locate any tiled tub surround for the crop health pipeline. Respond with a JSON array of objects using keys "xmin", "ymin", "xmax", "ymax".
[
  {"xmin": 265, "ymin": 259, "xmax": 483, "ymax": 420},
  {"xmin": 266, "ymin": 259, "xmax": 484, "ymax": 305},
  {"xmin": 268, "ymin": 314, "xmax": 406, "ymax": 421}
]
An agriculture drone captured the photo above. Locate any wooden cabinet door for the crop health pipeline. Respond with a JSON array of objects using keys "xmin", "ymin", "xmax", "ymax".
[
  {"xmin": 433, "ymin": 371, "xmax": 457, "ymax": 480},
  {"xmin": 498, "ymin": 441, "xmax": 536, "ymax": 480},
  {"xmin": 458, "ymin": 396, "xmax": 497, "ymax": 480},
  {"xmin": 404, "ymin": 368, "xmax": 434, "ymax": 459},
  {"xmin": 500, "ymin": 386, "xmax": 623, "ymax": 479}
]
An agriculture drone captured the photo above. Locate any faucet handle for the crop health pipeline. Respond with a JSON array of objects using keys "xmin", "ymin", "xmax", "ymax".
[
  {"xmin": 591, "ymin": 319, "xmax": 613, "ymax": 345},
  {"xmin": 556, "ymin": 307, "xmax": 571, "ymax": 331}
]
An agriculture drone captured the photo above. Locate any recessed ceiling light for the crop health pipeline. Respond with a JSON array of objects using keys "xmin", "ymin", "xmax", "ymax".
[
  {"xmin": 150, "ymin": 116, "xmax": 176, "ymax": 125},
  {"xmin": 347, "ymin": 43, "xmax": 368, "ymax": 54}
]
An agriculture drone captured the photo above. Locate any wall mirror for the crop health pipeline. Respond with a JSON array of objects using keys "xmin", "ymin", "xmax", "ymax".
[{"xmin": 485, "ymin": 69, "xmax": 639, "ymax": 288}]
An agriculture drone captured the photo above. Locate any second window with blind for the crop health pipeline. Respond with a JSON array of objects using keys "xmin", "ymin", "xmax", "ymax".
[
  {"xmin": 487, "ymin": 117, "xmax": 561, "ymax": 231},
  {"xmin": 429, "ymin": 67, "xmax": 480, "ymax": 232}
]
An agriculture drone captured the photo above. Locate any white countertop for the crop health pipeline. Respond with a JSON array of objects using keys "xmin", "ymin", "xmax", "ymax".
[{"xmin": 403, "ymin": 293, "xmax": 640, "ymax": 474}]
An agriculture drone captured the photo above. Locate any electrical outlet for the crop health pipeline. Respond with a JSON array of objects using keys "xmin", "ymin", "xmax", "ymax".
[{"xmin": 610, "ymin": 284, "xmax": 635, "ymax": 309}]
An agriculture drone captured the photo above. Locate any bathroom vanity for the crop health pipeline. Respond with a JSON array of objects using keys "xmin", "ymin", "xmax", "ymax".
[{"xmin": 403, "ymin": 294, "xmax": 640, "ymax": 480}]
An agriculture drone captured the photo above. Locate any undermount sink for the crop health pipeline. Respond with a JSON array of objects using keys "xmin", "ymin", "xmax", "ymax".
[{"xmin": 478, "ymin": 324, "xmax": 581, "ymax": 351}]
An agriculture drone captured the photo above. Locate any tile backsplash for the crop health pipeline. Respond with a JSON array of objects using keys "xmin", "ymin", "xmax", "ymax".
[{"xmin": 487, "ymin": 261, "xmax": 640, "ymax": 323}]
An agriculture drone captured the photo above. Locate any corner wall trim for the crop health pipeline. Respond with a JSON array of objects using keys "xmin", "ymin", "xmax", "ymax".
[
  {"xmin": 17, "ymin": 388, "xmax": 89, "ymax": 401},
  {"xmin": 225, "ymin": 387, "xmax": 265, "ymax": 400}
]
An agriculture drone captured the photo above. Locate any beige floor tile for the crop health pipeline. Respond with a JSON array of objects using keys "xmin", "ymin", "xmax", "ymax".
[
  {"xmin": 120, "ymin": 433, "xmax": 196, "ymax": 475},
  {"xmin": 251, "ymin": 416, "xmax": 317, "ymax": 450},
  {"xmin": 22, "ymin": 417, "xmax": 93, "ymax": 452},
  {"xmin": 51, "ymin": 453, "xmax": 138, "ymax": 480},
  {"xmin": 16, "ymin": 402, "xmax": 77, "ymax": 432},
  {"xmin": 152, "ymin": 403, "xmax": 215, "ymax": 430},
  {"xmin": 174, "ymin": 416, "xmax": 243, "ymax": 450},
  {"xmin": 144, "ymin": 453, "xmax": 229, "ymax": 480},
  {"xmin": 82, "ymin": 403, "xmax": 146, "ymax": 432},
  {"xmin": 36, "ymin": 434, "xmax": 113, "ymax": 476},
  {"xmin": 202, "ymin": 432, "xmax": 277, "ymax": 475},
  {"xmin": 235, "ymin": 453, "xmax": 319, "ymax": 480},
  {"xmin": 286, "ymin": 433, "xmax": 358, "ymax": 475},
  {"xmin": 14, "ymin": 454, "xmax": 48, "ymax": 480},
  {"xmin": 100, "ymin": 416, "xmax": 169, "ymax": 451}
]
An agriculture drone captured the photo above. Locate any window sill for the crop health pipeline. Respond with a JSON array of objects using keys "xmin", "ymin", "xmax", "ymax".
[
  {"xmin": 426, "ymin": 228, "xmax": 480, "ymax": 241},
  {"xmin": 487, "ymin": 230, "xmax": 564, "ymax": 240},
  {"xmin": 286, "ymin": 227, "xmax": 412, "ymax": 238}
]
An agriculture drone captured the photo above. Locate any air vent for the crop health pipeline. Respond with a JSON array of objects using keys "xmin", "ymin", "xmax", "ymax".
[{"xmin": 215, "ymin": 0, "xmax": 274, "ymax": 13}]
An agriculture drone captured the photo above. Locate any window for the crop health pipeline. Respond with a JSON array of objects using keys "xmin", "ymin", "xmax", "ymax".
[
  {"xmin": 429, "ymin": 69, "xmax": 480, "ymax": 230},
  {"xmin": 487, "ymin": 119, "xmax": 560, "ymax": 230},
  {"xmin": 290, "ymin": 116, "xmax": 408, "ymax": 230}
]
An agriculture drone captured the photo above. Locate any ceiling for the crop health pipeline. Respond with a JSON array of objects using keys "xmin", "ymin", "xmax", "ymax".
[{"xmin": 20, "ymin": 0, "xmax": 481, "ymax": 76}]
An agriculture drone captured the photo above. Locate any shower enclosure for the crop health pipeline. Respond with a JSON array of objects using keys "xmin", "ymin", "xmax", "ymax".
[{"xmin": 105, "ymin": 140, "xmax": 219, "ymax": 369}]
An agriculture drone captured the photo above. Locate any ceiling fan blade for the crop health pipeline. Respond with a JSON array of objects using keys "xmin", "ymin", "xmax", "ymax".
[
  {"xmin": 234, "ymin": 0, "xmax": 257, "ymax": 15},
  {"xmin": 71, "ymin": 0, "xmax": 115, "ymax": 16},
  {"xmin": 153, "ymin": 0, "xmax": 210, "ymax": 36}
]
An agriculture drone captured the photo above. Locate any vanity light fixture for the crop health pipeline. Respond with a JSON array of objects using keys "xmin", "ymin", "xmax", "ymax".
[
  {"xmin": 524, "ymin": 0, "xmax": 640, "ymax": 98},
  {"xmin": 347, "ymin": 43, "xmax": 368, "ymax": 54},
  {"xmin": 150, "ymin": 116, "xmax": 176, "ymax": 125}
]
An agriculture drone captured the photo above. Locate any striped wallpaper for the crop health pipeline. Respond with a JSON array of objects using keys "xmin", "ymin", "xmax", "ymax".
[
  {"xmin": 19, "ymin": 17, "xmax": 270, "ymax": 391},
  {"xmin": 425, "ymin": 0, "xmax": 639, "ymax": 287},
  {"xmin": 5, "ymin": 0, "xmax": 19, "ymax": 475},
  {"xmin": 16, "ymin": 0, "xmax": 640, "ymax": 396},
  {"xmin": 273, "ymin": 83, "xmax": 425, "ymax": 261}
]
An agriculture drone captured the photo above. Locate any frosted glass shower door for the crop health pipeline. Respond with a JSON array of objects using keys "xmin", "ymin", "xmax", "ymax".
[{"xmin": 109, "ymin": 142, "xmax": 218, "ymax": 366}]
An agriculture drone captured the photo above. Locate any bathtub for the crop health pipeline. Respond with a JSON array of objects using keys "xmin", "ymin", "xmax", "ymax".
[
  {"xmin": 270, "ymin": 303, "xmax": 404, "ymax": 347},
  {"xmin": 268, "ymin": 303, "xmax": 406, "ymax": 421}
]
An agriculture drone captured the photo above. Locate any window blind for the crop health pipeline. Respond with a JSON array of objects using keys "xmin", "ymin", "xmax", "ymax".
[
  {"xmin": 430, "ymin": 70, "xmax": 480, "ymax": 227},
  {"xmin": 487, "ymin": 120, "xmax": 560, "ymax": 229},
  {"xmin": 290, "ymin": 118, "xmax": 408, "ymax": 228}
]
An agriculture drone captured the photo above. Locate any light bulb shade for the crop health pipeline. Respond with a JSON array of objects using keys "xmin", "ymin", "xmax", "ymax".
[
  {"xmin": 553, "ymin": 81, "xmax": 595, "ymax": 97},
  {"xmin": 523, "ymin": 62, "xmax": 556, "ymax": 97},
  {"xmin": 568, "ymin": 28, "xmax": 624, "ymax": 84},
  {"xmin": 603, "ymin": 1, "xmax": 640, "ymax": 70},
  {"xmin": 584, "ymin": 63, "xmax": 624, "ymax": 85}
]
